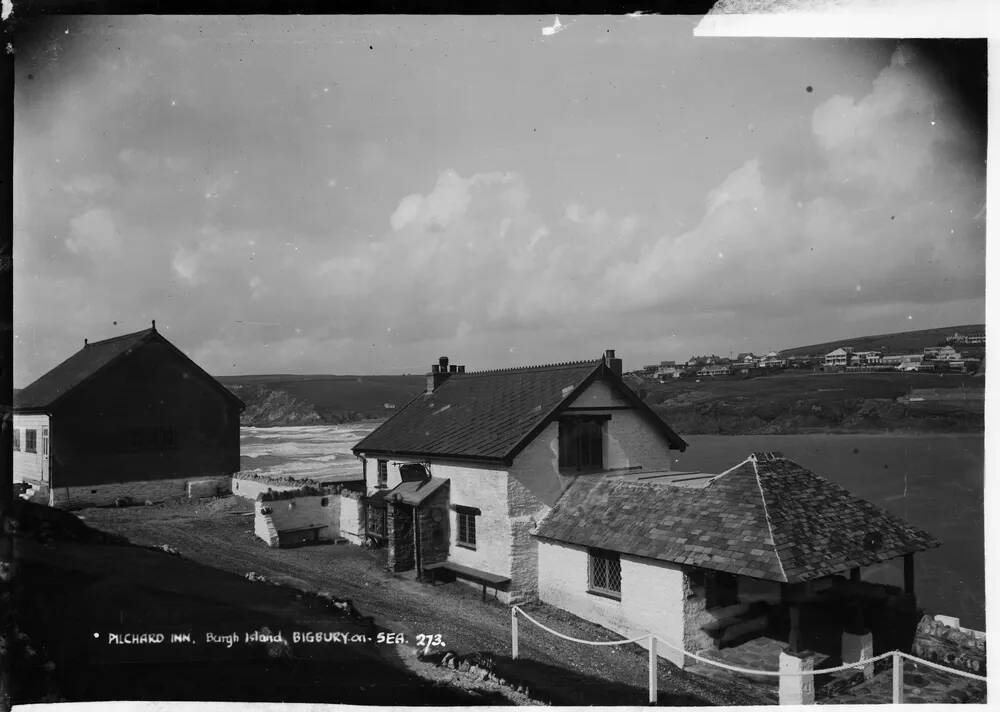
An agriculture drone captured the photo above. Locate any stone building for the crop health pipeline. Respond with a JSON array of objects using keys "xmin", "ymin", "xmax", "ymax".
[
  {"xmin": 533, "ymin": 451, "xmax": 938, "ymax": 669},
  {"xmin": 351, "ymin": 350, "xmax": 687, "ymax": 603},
  {"xmin": 13, "ymin": 323, "xmax": 244, "ymax": 508}
]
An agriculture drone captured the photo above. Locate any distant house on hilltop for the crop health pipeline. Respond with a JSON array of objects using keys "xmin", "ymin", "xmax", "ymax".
[
  {"xmin": 351, "ymin": 350, "xmax": 687, "ymax": 603},
  {"xmin": 14, "ymin": 323, "xmax": 244, "ymax": 508},
  {"xmin": 824, "ymin": 347, "xmax": 854, "ymax": 368}
]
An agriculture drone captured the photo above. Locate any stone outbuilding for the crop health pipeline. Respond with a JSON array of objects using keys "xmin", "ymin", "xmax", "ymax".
[{"xmin": 533, "ymin": 451, "xmax": 939, "ymax": 669}]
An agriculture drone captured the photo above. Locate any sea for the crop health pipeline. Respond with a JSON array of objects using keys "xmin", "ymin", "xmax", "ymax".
[{"xmin": 240, "ymin": 425, "xmax": 985, "ymax": 629}]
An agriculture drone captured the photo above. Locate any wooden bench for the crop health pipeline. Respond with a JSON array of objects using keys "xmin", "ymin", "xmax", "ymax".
[
  {"xmin": 422, "ymin": 561, "xmax": 511, "ymax": 601},
  {"xmin": 277, "ymin": 525, "xmax": 326, "ymax": 547}
]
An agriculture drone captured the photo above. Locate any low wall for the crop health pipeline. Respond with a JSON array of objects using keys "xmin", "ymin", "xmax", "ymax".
[
  {"xmin": 233, "ymin": 477, "xmax": 303, "ymax": 501},
  {"xmin": 49, "ymin": 475, "xmax": 231, "ymax": 509},
  {"xmin": 911, "ymin": 615, "xmax": 986, "ymax": 675},
  {"xmin": 339, "ymin": 492, "xmax": 365, "ymax": 544},
  {"xmin": 255, "ymin": 491, "xmax": 340, "ymax": 548}
]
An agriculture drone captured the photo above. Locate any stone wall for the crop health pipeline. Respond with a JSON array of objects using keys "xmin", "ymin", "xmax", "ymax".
[
  {"xmin": 416, "ymin": 482, "xmax": 450, "ymax": 569},
  {"xmin": 911, "ymin": 615, "xmax": 987, "ymax": 675},
  {"xmin": 536, "ymin": 539, "xmax": 687, "ymax": 667},
  {"xmin": 49, "ymin": 475, "xmax": 231, "ymax": 509},
  {"xmin": 232, "ymin": 473, "xmax": 321, "ymax": 501},
  {"xmin": 254, "ymin": 491, "xmax": 339, "ymax": 548},
  {"xmin": 386, "ymin": 503, "xmax": 414, "ymax": 572}
]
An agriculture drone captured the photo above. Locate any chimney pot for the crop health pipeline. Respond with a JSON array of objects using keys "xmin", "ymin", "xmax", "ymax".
[
  {"xmin": 84, "ymin": 338, "xmax": 88, "ymax": 346},
  {"xmin": 439, "ymin": 355, "xmax": 449, "ymax": 370},
  {"xmin": 605, "ymin": 349, "xmax": 616, "ymax": 360},
  {"xmin": 432, "ymin": 364, "xmax": 440, "ymax": 374},
  {"xmin": 449, "ymin": 365, "xmax": 458, "ymax": 373},
  {"xmin": 458, "ymin": 365, "xmax": 465, "ymax": 373},
  {"xmin": 152, "ymin": 319, "xmax": 156, "ymax": 330}
]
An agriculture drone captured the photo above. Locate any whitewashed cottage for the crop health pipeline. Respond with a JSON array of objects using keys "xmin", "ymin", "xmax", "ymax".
[{"xmin": 351, "ymin": 350, "xmax": 688, "ymax": 603}]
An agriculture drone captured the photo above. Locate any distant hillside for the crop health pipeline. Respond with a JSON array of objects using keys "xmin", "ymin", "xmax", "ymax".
[
  {"xmin": 779, "ymin": 324, "xmax": 985, "ymax": 357},
  {"xmin": 218, "ymin": 374, "xmax": 425, "ymax": 425}
]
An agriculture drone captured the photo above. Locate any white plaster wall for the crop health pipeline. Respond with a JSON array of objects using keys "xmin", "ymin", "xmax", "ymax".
[
  {"xmin": 362, "ymin": 456, "xmax": 404, "ymax": 494},
  {"xmin": 13, "ymin": 414, "xmax": 50, "ymax": 485},
  {"xmin": 566, "ymin": 380, "xmax": 630, "ymax": 408},
  {"xmin": 562, "ymin": 378, "xmax": 677, "ymax": 473},
  {"xmin": 537, "ymin": 539, "xmax": 687, "ymax": 667},
  {"xmin": 254, "ymin": 493, "xmax": 339, "ymax": 546},
  {"xmin": 49, "ymin": 475, "xmax": 231, "ymax": 509},
  {"xmin": 338, "ymin": 493, "xmax": 364, "ymax": 543},
  {"xmin": 605, "ymin": 409, "xmax": 676, "ymax": 473},
  {"xmin": 432, "ymin": 461, "xmax": 512, "ymax": 578}
]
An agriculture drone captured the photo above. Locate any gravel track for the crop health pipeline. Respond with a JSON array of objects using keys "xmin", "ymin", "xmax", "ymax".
[{"xmin": 80, "ymin": 497, "xmax": 761, "ymax": 706}]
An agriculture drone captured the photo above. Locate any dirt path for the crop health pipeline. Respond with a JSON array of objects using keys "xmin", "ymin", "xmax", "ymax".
[{"xmin": 79, "ymin": 496, "xmax": 760, "ymax": 706}]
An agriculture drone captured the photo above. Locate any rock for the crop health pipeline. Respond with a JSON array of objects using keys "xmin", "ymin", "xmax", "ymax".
[{"xmin": 459, "ymin": 661, "xmax": 470, "ymax": 672}]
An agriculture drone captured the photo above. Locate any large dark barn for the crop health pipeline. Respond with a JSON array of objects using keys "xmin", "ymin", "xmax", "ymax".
[{"xmin": 13, "ymin": 323, "xmax": 244, "ymax": 508}]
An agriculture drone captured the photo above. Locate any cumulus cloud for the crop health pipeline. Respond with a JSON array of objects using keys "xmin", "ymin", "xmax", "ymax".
[{"xmin": 66, "ymin": 207, "xmax": 120, "ymax": 254}]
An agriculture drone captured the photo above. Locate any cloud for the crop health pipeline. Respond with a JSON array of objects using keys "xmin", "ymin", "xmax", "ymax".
[{"xmin": 66, "ymin": 207, "xmax": 120, "ymax": 254}]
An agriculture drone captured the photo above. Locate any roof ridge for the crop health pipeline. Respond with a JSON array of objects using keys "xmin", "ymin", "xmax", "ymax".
[
  {"xmin": 85, "ymin": 328, "xmax": 153, "ymax": 348},
  {"xmin": 464, "ymin": 358, "xmax": 600, "ymax": 376},
  {"xmin": 750, "ymin": 455, "xmax": 789, "ymax": 583}
]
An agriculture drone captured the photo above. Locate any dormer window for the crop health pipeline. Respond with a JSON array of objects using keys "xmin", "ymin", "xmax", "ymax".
[{"xmin": 558, "ymin": 415, "xmax": 609, "ymax": 472}]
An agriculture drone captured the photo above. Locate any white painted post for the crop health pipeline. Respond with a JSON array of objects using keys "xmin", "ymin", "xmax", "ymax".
[
  {"xmin": 648, "ymin": 636, "xmax": 658, "ymax": 705},
  {"xmin": 511, "ymin": 607, "xmax": 519, "ymax": 660},
  {"xmin": 892, "ymin": 652, "xmax": 903, "ymax": 704}
]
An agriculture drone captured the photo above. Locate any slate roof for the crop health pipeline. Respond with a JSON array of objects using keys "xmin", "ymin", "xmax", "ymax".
[
  {"xmin": 352, "ymin": 358, "xmax": 687, "ymax": 464},
  {"xmin": 386, "ymin": 477, "xmax": 449, "ymax": 506},
  {"xmin": 534, "ymin": 452, "xmax": 939, "ymax": 583},
  {"xmin": 15, "ymin": 327, "xmax": 244, "ymax": 412}
]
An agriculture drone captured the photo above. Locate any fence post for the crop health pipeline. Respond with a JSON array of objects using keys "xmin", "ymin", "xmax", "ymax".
[
  {"xmin": 648, "ymin": 636, "xmax": 658, "ymax": 705},
  {"xmin": 892, "ymin": 652, "xmax": 903, "ymax": 704},
  {"xmin": 511, "ymin": 607, "xmax": 519, "ymax": 660}
]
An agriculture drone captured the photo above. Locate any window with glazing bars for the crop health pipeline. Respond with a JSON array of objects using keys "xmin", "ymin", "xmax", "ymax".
[
  {"xmin": 457, "ymin": 510, "xmax": 477, "ymax": 549},
  {"xmin": 588, "ymin": 548, "xmax": 621, "ymax": 598},
  {"xmin": 13, "ymin": 429, "xmax": 19, "ymax": 451},
  {"xmin": 25, "ymin": 429, "xmax": 37, "ymax": 454},
  {"xmin": 558, "ymin": 415, "xmax": 607, "ymax": 472},
  {"xmin": 377, "ymin": 459, "xmax": 388, "ymax": 488}
]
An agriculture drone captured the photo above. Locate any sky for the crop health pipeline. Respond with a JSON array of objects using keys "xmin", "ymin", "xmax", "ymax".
[{"xmin": 13, "ymin": 17, "xmax": 986, "ymax": 383}]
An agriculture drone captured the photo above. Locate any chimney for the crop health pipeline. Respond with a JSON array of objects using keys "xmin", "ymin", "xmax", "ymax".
[
  {"xmin": 604, "ymin": 348, "xmax": 622, "ymax": 377},
  {"xmin": 426, "ymin": 356, "xmax": 465, "ymax": 393}
]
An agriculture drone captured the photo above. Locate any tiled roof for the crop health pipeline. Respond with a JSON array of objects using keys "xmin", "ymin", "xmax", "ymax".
[
  {"xmin": 386, "ymin": 477, "xmax": 449, "ymax": 506},
  {"xmin": 14, "ymin": 328, "xmax": 244, "ymax": 412},
  {"xmin": 534, "ymin": 452, "xmax": 939, "ymax": 583},
  {"xmin": 15, "ymin": 329, "xmax": 154, "ymax": 410},
  {"xmin": 352, "ymin": 358, "xmax": 686, "ymax": 463}
]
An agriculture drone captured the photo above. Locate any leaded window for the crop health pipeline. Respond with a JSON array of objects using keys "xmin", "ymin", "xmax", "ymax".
[{"xmin": 588, "ymin": 548, "xmax": 621, "ymax": 598}]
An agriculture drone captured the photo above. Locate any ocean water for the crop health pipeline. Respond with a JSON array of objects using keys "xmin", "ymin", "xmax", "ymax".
[
  {"xmin": 239, "ymin": 426, "xmax": 985, "ymax": 628},
  {"xmin": 240, "ymin": 423, "xmax": 377, "ymax": 481}
]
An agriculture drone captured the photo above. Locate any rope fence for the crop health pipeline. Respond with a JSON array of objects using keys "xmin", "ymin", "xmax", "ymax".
[{"xmin": 510, "ymin": 605, "xmax": 987, "ymax": 705}]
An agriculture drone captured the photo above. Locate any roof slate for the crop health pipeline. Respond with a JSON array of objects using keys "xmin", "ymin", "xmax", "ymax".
[
  {"xmin": 15, "ymin": 329, "xmax": 153, "ymax": 410},
  {"xmin": 386, "ymin": 477, "xmax": 449, "ymax": 506},
  {"xmin": 352, "ymin": 359, "xmax": 686, "ymax": 463},
  {"xmin": 534, "ymin": 452, "xmax": 939, "ymax": 583}
]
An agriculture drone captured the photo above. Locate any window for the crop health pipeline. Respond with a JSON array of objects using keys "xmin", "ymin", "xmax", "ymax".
[
  {"xmin": 377, "ymin": 460, "xmax": 388, "ymax": 488},
  {"xmin": 25, "ymin": 429, "xmax": 37, "ymax": 454},
  {"xmin": 559, "ymin": 415, "xmax": 608, "ymax": 472},
  {"xmin": 588, "ymin": 548, "xmax": 622, "ymax": 599},
  {"xmin": 13, "ymin": 429, "xmax": 19, "ymax": 451},
  {"xmin": 41, "ymin": 429, "xmax": 49, "ymax": 456},
  {"xmin": 454, "ymin": 505, "xmax": 480, "ymax": 549}
]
